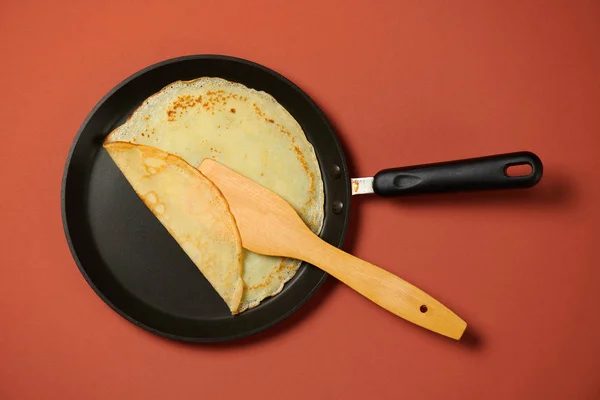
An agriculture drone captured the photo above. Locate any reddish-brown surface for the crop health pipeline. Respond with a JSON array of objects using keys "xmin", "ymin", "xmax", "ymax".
[{"xmin": 1, "ymin": 1, "xmax": 599, "ymax": 399}]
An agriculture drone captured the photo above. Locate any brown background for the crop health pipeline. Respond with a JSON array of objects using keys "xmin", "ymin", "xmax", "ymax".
[{"xmin": 1, "ymin": 1, "xmax": 600, "ymax": 399}]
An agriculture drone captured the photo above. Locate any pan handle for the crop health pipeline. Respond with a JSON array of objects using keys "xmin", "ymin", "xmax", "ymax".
[{"xmin": 372, "ymin": 152, "xmax": 543, "ymax": 197}]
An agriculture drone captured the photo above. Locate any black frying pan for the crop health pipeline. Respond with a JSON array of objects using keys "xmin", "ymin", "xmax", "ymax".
[{"xmin": 62, "ymin": 55, "xmax": 542, "ymax": 342}]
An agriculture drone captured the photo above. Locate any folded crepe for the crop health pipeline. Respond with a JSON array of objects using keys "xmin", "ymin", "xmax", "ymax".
[{"xmin": 104, "ymin": 141, "xmax": 244, "ymax": 313}]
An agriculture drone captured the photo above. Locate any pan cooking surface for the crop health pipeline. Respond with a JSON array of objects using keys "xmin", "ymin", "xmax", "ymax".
[{"xmin": 62, "ymin": 55, "xmax": 351, "ymax": 342}]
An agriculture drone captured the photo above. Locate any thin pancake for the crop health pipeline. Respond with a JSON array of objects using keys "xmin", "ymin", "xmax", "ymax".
[
  {"xmin": 104, "ymin": 142, "xmax": 244, "ymax": 314},
  {"xmin": 105, "ymin": 77, "xmax": 324, "ymax": 312}
]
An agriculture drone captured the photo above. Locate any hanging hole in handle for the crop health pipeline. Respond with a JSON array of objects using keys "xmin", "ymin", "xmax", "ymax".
[
  {"xmin": 505, "ymin": 163, "xmax": 533, "ymax": 178},
  {"xmin": 420, "ymin": 305, "xmax": 428, "ymax": 313}
]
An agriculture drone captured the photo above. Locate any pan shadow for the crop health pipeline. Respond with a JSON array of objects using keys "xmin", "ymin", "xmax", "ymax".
[{"xmin": 361, "ymin": 170, "xmax": 573, "ymax": 211}]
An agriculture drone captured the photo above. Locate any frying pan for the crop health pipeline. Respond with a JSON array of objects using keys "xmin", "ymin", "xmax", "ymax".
[{"xmin": 62, "ymin": 55, "xmax": 543, "ymax": 342}]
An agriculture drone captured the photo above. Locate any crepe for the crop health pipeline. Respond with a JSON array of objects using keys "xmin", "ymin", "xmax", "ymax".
[
  {"xmin": 105, "ymin": 77, "xmax": 324, "ymax": 312},
  {"xmin": 104, "ymin": 141, "xmax": 244, "ymax": 314}
]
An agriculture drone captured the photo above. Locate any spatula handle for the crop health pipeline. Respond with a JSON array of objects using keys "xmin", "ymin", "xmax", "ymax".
[{"xmin": 300, "ymin": 237, "xmax": 467, "ymax": 340}]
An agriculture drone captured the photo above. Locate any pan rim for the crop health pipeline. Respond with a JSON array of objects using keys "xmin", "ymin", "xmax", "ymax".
[{"xmin": 61, "ymin": 54, "xmax": 351, "ymax": 342}]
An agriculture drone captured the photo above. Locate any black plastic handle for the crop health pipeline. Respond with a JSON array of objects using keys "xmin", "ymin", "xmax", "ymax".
[{"xmin": 372, "ymin": 151, "xmax": 543, "ymax": 197}]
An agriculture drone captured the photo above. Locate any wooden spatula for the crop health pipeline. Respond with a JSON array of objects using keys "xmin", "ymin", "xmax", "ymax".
[{"xmin": 200, "ymin": 159, "xmax": 467, "ymax": 340}]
